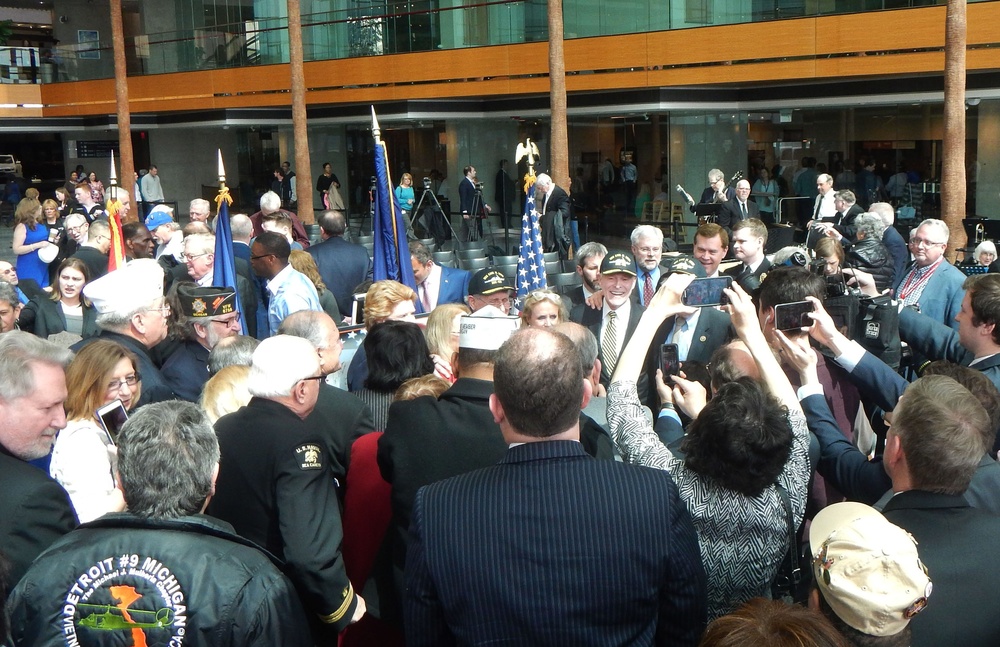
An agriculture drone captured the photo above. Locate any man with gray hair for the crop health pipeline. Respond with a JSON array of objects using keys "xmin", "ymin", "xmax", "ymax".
[
  {"xmin": 207, "ymin": 335, "xmax": 364, "ymax": 638},
  {"xmin": 279, "ymin": 309, "xmax": 375, "ymax": 497},
  {"xmin": 892, "ymin": 217, "xmax": 965, "ymax": 330},
  {"xmin": 631, "ymin": 225, "xmax": 664, "ymax": 307},
  {"xmin": 188, "ymin": 197, "xmax": 212, "ymax": 224},
  {"xmin": 207, "ymin": 334, "xmax": 259, "ymax": 376},
  {"xmin": 534, "ymin": 173, "xmax": 571, "ymax": 258},
  {"xmin": 249, "ymin": 190, "xmax": 310, "ymax": 248},
  {"xmin": 870, "ymin": 201, "xmax": 909, "ymax": 286},
  {"xmin": 308, "ymin": 210, "xmax": 372, "ymax": 316},
  {"xmin": 0, "ymin": 280, "xmax": 23, "ymax": 332},
  {"xmin": 75, "ymin": 259, "xmax": 175, "ymax": 405},
  {"xmin": 0, "ymin": 332, "xmax": 76, "ymax": 595},
  {"xmin": 845, "ymin": 213, "xmax": 894, "ymax": 292},
  {"xmin": 570, "ymin": 241, "xmax": 607, "ymax": 305},
  {"xmin": 7, "ymin": 401, "xmax": 314, "ymax": 646},
  {"xmin": 690, "ymin": 168, "xmax": 735, "ymax": 213}
]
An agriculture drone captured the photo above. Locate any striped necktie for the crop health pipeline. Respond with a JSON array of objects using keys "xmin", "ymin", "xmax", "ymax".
[{"xmin": 602, "ymin": 310, "xmax": 619, "ymax": 377}]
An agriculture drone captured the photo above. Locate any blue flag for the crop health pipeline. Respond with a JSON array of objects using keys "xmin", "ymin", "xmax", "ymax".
[
  {"xmin": 213, "ymin": 192, "xmax": 247, "ymax": 334},
  {"xmin": 372, "ymin": 141, "xmax": 416, "ymax": 289},
  {"xmin": 515, "ymin": 185, "xmax": 547, "ymax": 308}
]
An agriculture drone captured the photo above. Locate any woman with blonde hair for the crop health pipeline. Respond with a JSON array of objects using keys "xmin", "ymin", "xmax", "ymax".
[
  {"xmin": 13, "ymin": 197, "xmax": 54, "ymax": 287},
  {"xmin": 395, "ymin": 173, "xmax": 415, "ymax": 215},
  {"xmin": 50, "ymin": 340, "xmax": 142, "ymax": 522},
  {"xmin": 201, "ymin": 364, "xmax": 252, "ymax": 424},
  {"xmin": 519, "ymin": 289, "xmax": 568, "ymax": 328},
  {"xmin": 347, "ymin": 279, "xmax": 418, "ymax": 391},
  {"xmin": 424, "ymin": 302, "xmax": 470, "ymax": 382},
  {"xmin": 289, "ymin": 250, "xmax": 341, "ymax": 322}
]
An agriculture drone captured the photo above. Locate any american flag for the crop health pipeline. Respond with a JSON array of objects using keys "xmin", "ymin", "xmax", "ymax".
[{"xmin": 515, "ymin": 185, "xmax": 547, "ymax": 308}]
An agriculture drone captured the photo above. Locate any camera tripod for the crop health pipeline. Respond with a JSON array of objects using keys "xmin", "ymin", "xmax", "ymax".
[
  {"xmin": 467, "ymin": 187, "xmax": 492, "ymax": 243},
  {"xmin": 410, "ymin": 185, "xmax": 457, "ymax": 247}
]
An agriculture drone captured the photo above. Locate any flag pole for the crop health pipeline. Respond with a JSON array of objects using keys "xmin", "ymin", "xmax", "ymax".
[{"xmin": 106, "ymin": 150, "xmax": 126, "ymax": 271}]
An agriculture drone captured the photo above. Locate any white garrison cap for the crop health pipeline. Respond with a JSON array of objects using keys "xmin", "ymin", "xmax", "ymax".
[
  {"xmin": 83, "ymin": 258, "xmax": 165, "ymax": 314},
  {"xmin": 459, "ymin": 305, "xmax": 519, "ymax": 351}
]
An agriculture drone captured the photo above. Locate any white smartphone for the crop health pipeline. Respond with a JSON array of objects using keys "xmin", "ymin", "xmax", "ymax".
[{"xmin": 95, "ymin": 399, "xmax": 128, "ymax": 445}]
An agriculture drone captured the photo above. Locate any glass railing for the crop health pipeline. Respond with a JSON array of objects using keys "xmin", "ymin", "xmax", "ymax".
[{"xmin": 0, "ymin": 0, "xmax": 972, "ymax": 84}]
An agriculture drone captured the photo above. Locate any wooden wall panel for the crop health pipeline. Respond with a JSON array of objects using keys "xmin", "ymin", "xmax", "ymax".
[{"xmin": 36, "ymin": 2, "xmax": 1000, "ymax": 118}]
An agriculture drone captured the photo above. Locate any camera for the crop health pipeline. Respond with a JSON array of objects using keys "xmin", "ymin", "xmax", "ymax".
[
  {"xmin": 474, "ymin": 181, "xmax": 484, "ymax": 191},
  {"xmin": 423, "ymin": 177, "xmax": 432, "ymax": 190}
]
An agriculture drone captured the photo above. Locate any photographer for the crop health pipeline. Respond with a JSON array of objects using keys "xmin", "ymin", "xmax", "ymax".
[{"xmin": 459, "ymin": 165, "xmax": 491, "ymax": 242}]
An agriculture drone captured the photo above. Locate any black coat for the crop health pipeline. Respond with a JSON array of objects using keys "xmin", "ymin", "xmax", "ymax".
[
  {"xmin": 571, "ymin": 301, "xmax": 650, "ymax": 407},
  {"xmin": 306, "ymin": 382, "xmax": 376, "ymax": 497},
  {"xmin": 716, "ymin": 199, "xmax": 760, "ymax": 232},
  {"xmin": 306, "ymin": 236, "xmax": 372, "ymax": 316},
  {"xmin": 22, "ymin": 296, "xmax": 99, "ymax": 340},
  {"xmin": 539, "ymin": 185, "xmax": 571, "ymax": 257},
  {"xmin": 847, "ymin": 236, "xmax": 894, "ymax": 292},
  {"xmin": 0, "ymin": 448, "xmax": 77, "ymax": 596},
  {"xmin": 8, "ymin": 513, "xmax": 312, "ymax": 646},
  {"xmin": 161, "ymin": 339, "xmax": 210, "ymax": 402}
]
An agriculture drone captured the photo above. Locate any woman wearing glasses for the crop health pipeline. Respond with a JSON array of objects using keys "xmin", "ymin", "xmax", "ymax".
[
  {"xmin": 50, "ymin": 340, "xmax": 142, "ymax": 522},
  {"xmin": 22, "ymin": 258, "xmax": 98, "ymax": 342}
]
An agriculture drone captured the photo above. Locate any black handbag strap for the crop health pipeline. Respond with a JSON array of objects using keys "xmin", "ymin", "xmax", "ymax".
[{"xmin": 775, "ymin": 482, "xmax": 802, "ymax": 588}]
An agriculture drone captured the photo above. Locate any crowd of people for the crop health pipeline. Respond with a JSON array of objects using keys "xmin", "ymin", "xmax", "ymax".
[{"xmin": 2, "ymin": 167, "xmax": 1000, "ymax": 647}]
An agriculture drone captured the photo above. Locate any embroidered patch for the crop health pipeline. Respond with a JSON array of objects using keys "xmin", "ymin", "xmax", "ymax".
[{"xmin": 295, "ymin": 443, "xmax": 323, "ymax": 470}]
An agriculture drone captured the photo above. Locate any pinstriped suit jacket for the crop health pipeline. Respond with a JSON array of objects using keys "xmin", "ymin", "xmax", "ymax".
[{"xmin": 404, "ymin": 440, "xmax": 707, "ymax": 646}]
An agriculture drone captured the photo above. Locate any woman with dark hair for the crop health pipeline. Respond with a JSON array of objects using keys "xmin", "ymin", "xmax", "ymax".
[
  {"xmin": 23, "ymin": 257, "xmax": 97, "ymax": 341},
  {"xmin": 608, "ymin": 274, "xmax": 810, "ymax": 620},
  {"xmin": 356, "ymin": 320, "xmax": 434, "ymax": 429}
]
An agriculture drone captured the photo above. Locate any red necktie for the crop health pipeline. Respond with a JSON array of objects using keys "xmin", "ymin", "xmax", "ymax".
[{"xmin": 643, "ymin": 273, "xmax": 653, "ymax": 305}]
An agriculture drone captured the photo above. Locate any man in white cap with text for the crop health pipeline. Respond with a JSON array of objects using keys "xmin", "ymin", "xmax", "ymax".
[{"xmin": 73, "ymin": 259, "xmax": 175, "ymax": 405}]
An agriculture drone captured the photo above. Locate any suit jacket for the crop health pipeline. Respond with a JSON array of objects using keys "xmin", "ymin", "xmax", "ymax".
[
  {"xmin": 404, "ymin": 440, "xmax": 707, "ymax": 646},
  {"xmin": 417, "ymin": 265, "xmax": 471, "ymax": 314},
  {"xmin": 307, "ymin": 236, "xmax": 373, "ymax": 316},
  {"xmin": 892, "ymin": 260, "xmax": 965, "ymax": 331},
  {"xmin": 883, "ymin": 226, "xmax": 909, "ymax": 287},
  {"xmin": 723, "ymin": 257, "xmax": 772, "ymax": 294},
  {"xmin": 306, "ymin": 382, "xmax": 377, "ymax": 497},
  {"xmin": 898, "ymin": 307, "xmax": 1000, "ymax": 393},
  {"xmin": 690, "ymin": 186, "xmax": 735, "ymax": 213},
  {"xmin": 0, "ymin": 448, "xmax": 77, "ymax": 596},
  {"xmin": 16, "ymin": 278, "xmax": 45, "ymax": 302},
  {"xmin": 22, "ymin": 297, "xmax": 98, "ymax": 340},
  {"xmin": 540, "ymin": 185, "xmax": 571, "ymax": 255},
  {"xmin": 571, "ymin": 301, "xmax": 648, "ymax": 402},
  {"xmin": 883, "ymin": 490, "xmax": 1000, "ymax": 647},
  {"xmin": 458, "ymin": 177, "xmax": 477, "ymax": 214},
  {"xmin": 831, "ymin": 203, "xmax": 865, "ymax": 240},
  {"xmin": 716, "ymin": 198, "xmax": 759, "ymax": 232}
]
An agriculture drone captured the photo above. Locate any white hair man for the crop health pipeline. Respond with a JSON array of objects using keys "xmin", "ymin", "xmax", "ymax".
[
  {"xmin": 249, "ymin": 190, "xmax": 310, "ymax": 248},
  {"xmin": 188, "ymin": 198, "xmax": 212, "ymax": 224},
  {"xmin": 207, "ymin": 335, "xmax": 365, "ymax": 640},
  {"xmin": 106, "ymin": 185, "xmax": 132, "ymax": 219},
  {"xmin": 893, "ymin": 218, "xmax": 965, "ymax": 330},
  {"xmin": 77, "ymin": 259, "xmax": 176, "ymax": 405},
  {"xmin": 278, "ymin": 310, "xmax": 376, "ymax": 498},
  {"xmin": 0, "ymin": 332, "xmax": 76, "ymax": 594},
  {"xmin": 534, "ymin": 173, "xmax": 570, "ymax": 258},
  {"xmin": 631, "ymin": 225, "xmax": 664, "ymax": 307}
]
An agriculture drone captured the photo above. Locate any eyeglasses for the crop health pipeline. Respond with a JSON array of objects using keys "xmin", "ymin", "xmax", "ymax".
[
  {"xmin": 251, "ymin": 253, "xmax": 275, "ymax": 261},
  {"xmin": 180, "ymin": 251, "xmax": 210, "ymax": 262},
  {"xmin": 636, "ymin": 247, "xmax": 661, "ymax": 255},
  {"xmin": 145, "ymin": 303, "xmax": 171, "ymax": 316},
  {"xmin": 299, "ymin": 374, "xmax": 325, "ymax": 384},
  {"xmin": 209, "ymin": 313, "xmax": 242, "ymax": 327},
  {"xmin": 107, "ymin": 373, "xmax": 141, "ymax": 393},
  {"xmin": 479, "ymin": 295, "xmax": 511, "ymax": 309},
  {"xmin": 909, "ymin": 238, "xmax": 946, "ymax": 248}
]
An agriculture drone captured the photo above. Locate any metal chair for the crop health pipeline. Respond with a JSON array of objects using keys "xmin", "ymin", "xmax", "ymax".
[
  {"xmin": 457, "ymin": 248, "xmax": 488, "ymax": 261},
  {"xmin": 492, "ymin": 254, "xmax": 518, "ymax": 266},
  {"xmin": 457, "ymin": 240, "xmax": 487, "ymax": 252},
  {"xmin": 438, "ymin": 258, "xmax": 458, "ymax": 269},
  {"xmin": 546, "ymin": 271, "xmax": 583, "ymax": 297},
  {"xmin": 495, "ymin": 264, "xmax": 517, "ymax": 281},
  {"xmin": 561, "ymin": 259, "xmax": 577, "ymax": 272},
  {"xmin": 544, "ymin": 260, "xmax": 562, "ymax": 275},
  {"xmin": 356, "ymin": 234, "xmax": 375, "ymax": 245},
  {"xmin": 542, "ymin": 251, "xmax": 560, "ymax": 263},
  {"xmin": 432, "ymin": 250, "xmax": 456, "ymax": 265},
  {"xmin": 460, "ymin": 256, "xmax": 490, "ymax": 271}
]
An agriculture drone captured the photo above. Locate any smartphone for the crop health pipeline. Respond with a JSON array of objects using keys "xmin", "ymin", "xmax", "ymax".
[
  {"xmin": 774, "ymin": 300, "xmax": 815, "ymax": 332},
  {"xmin": 95, "ymin": 399, "xmax": 128, "ymax": 445},
  {"xmin": 351, "ymin": 293, "xmax": 366, "ymax": 326},
  {"xmin": 682, "ymin": 276, "xmax": 733, "ymax": 307},
  {"xmin": 660, "ymin": 344, "xmax": 680, "ymax": 382}
]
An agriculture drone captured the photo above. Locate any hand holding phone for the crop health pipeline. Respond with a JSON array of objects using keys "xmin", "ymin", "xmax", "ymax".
[
  {"xmin": 660, "ymin": 344, "xmax": 680, "ymax": 382},
  {"xmin": 682, "ymin": 277, "xmax": 733, "ymax": 307},
  {"xmin": 95, "ymin": 399, "xmax": 129, "ymax": 445},
  {"xmin": 773, "ymin": 300, "xmax": 815, "ymax": 332}
]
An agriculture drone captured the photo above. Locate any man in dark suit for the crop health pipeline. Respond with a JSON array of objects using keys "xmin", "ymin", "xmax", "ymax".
[
  {"xmin": 307, "ymin": 210, "xmax": 372, "ymax": 317},
  {"xmin": 0, "ymin": 332, "xmax": 77, "ymax": 596},
  {"xmin": 535, "ymin": 173, "xmax": 571, "ymax": 258},
  {"xmin": 458, "ymin": 165, "xmax": 490, "ymax": 242},
  {"xmin": 723, "ymin": 219, "xmax": 772, "ymax": 294},
  {"xmin": 0, "ymin": 260, "xmax": 45, "ymax": 305},
  {"xmin": 409, "ymin": 240, "xmax": 471, "ymax": 314},
  {"xmin": 570, "ymin": 250, "xmax": 647, "ymax": 399},
  {"xmin": 279, "ymin": 310, "xmax": 376, "ymax": 498},
  {"xmin": 688, "ymin": 168, "xmax": 735, "ymax": 214},
  {"xmin": 716, "ymin": 179, "xmax": 759, "ymax": 234},
  {"xmin": 869, "ymin": 202, "xmax": 909, "ymax": 288},
  {"xmin": 404, "ymin": 328, "xmax": 707, "ymax": 645},
  {"xmin": 878, "ymin": 375, "xmax": 1000, "ymax": 646}
]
